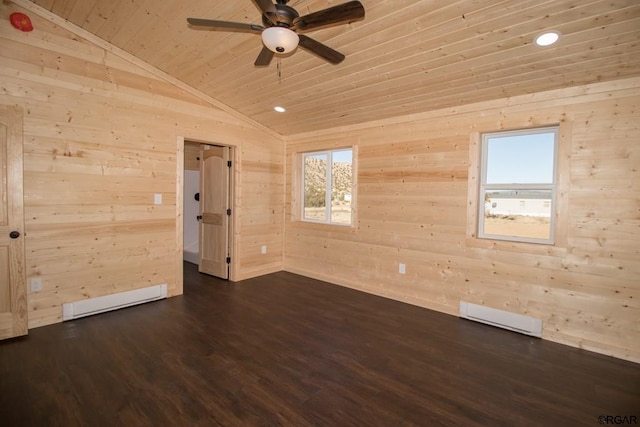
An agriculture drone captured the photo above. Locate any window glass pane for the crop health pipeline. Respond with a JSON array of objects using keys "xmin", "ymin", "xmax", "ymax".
[
  {"xmin": 303, "ymin": 153, "xmax": 327, "ymax": 221},
  {"xmin": 486, "ymin": 132, "xmax": 555, "ymax": 184},
  {"xmin": 482, "ymin": 189, "xmax": 552, "ymax": 240},
  {"xmin": 331, "ymin": 150, "xmax": 352, "ymax": 224}
]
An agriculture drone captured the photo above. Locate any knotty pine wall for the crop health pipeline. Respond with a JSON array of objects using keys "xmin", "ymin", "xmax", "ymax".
[
  {"xmin": 285, "ymin": 78, "xmax": 640, "ymax": 363},
  {"xmin": 0, "ymin": 3, "xmax": 284, "ymax": 328}
]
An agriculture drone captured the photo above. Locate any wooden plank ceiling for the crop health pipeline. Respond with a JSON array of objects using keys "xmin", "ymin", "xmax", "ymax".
[{"xmin": 26, "ymin": 0, "xmax": 640, "ymax": 136}]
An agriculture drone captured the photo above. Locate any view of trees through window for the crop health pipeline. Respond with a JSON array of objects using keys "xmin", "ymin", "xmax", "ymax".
[{"xmin": 302, "ymin": 149, "xmax": 352, "ymax": 225}]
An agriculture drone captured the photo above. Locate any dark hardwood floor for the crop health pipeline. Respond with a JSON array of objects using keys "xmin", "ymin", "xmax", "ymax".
[{"xmin": 1, "ymin": 262, "xmax": 639, "ymax": 426}]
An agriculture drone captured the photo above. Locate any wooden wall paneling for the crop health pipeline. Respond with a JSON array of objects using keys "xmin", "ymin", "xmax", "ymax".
[
  {"xmin": 10, "ymin": 0, "xmax": 281, "ymax": 138},
  {"xmin": 0, "ymin": 34, "xmax": 171, "ymax": 92},
  {"xmin": 0, "ymin": 1, "xmax": 284, "ymax": 327},
  {"xmin": 234, "ymin": 151, "xmax": 285, "ymax": 279},
  {"xmin": 5, "ymin": 0, "xmax": 638, "ymax": 364},
  {"xmin": 287, "ymin": 79, "xmax": 640, "ymax": 144},
  {"xmin": 285, "ymin": 78, "xmax": 640, "ymax": 363}
]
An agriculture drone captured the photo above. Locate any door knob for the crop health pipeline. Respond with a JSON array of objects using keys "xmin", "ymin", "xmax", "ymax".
[{"xmin": 9, "ymin": 231, "xmax": 20, "ymax": 239}]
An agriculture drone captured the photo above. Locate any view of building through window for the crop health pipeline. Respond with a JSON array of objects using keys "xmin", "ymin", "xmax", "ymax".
[
  {"xmin": 479, "ymin": 127, "xmax": 558, "ymax": 243},
  {"xmin": 302, "ymin": 149, "xmax": 352, "ymax": 225}
]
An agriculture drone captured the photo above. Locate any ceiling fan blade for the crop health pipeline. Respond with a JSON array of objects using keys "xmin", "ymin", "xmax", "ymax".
[
  {"xmin": 187, "ymin": 18, "xmax": 263, "ymax": 34},
  {"xmin": 251, "ymin": 0, "xmax": 278, "ymax": 25},
  {"xmin": 293, "ymin": 1, "xmax": 365, "ymax": 32},
  {"xmin": 298, "ymin": 34, "xmax": 345, "ymax": 64},
  {"xmin": 254, "ymin": 46, "xmax": 275, "ymax": 67}
]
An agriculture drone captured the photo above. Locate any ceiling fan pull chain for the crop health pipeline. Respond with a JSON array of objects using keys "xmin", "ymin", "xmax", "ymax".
[{"xmin": 277, "ymin": 57, "xmax": 282, "ymax": 84}]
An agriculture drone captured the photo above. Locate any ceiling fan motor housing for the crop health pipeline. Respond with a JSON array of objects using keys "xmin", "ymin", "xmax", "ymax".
[{"xmin": 262, "ymin": 3, "xmax": 299, "ymax": 29}]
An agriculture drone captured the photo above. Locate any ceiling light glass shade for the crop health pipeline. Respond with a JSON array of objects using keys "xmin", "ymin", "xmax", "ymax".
[
  {"xmin": 262, "ymin": 27, "xmax": 299, "ymax": 54},
  {"xmin": 535, "ymin": 31, "xmax": 561, "ymax": 46}
]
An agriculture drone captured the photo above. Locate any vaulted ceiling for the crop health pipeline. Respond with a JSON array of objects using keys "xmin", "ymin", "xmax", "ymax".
[{"xmin": 25, "ymin": 0, "xmax": 640, "ymax": 136}]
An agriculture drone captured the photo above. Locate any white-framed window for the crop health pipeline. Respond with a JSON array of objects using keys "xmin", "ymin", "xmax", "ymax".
[
  {"xmin": 478, "ymin": 126, "xmax": 558, "ymax": 244},
  {"xmin": 301, "ymin": 148, "xmax": 353, "ymax": 225}
]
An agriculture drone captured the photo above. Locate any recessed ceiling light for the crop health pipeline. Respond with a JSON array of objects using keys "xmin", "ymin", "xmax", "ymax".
[
  {"xmin": 534, "ymin": 31, "xmax": 561, "ymax": 47},
  {"xmin": 274, "ymin": 106, "xmax": 286, "ymax": 113}
]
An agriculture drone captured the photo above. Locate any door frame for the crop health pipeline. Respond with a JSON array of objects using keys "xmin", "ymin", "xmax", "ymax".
[{"xmin": 175, "ymin": 136, "xmax": 238, "ymax": 292}]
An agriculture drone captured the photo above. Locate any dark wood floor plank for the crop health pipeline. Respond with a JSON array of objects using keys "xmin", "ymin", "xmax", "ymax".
[{"xmin": 1, "ymin": 262, "xmax": 639, "ymax": 426}]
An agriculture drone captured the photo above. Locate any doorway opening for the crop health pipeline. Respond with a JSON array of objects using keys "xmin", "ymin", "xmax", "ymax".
[{"xmin": 179, "ymin": 139, "xmax": 235, "ymax": 283}]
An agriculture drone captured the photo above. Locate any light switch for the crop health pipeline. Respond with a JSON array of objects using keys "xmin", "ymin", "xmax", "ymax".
[{"xmin": 154, "ymin": 193, "xmax": 162, "ymax": 205}]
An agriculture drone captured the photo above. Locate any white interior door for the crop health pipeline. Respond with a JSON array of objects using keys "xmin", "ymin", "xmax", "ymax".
[
  {"xmin": 0, "ymin": 105, "xmax": 27, "ymax": 339},
  {"xmin": 198, "ymin": 146, "xmax": 230, "ymax": 279}
]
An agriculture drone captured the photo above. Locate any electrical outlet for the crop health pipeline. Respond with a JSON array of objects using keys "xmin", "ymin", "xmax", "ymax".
[
  {"xmin": 261, "ymin": 245, "xmax": 267, "ymax": 254},
  {"xmin": 30, "ymin": 278, "xmax": 42, "ymax": 292},
  {"xmin": 399, "ymin": 263, "xmax": 406, "ymax": 275},
  {"xmin": 154, "ymin": 193, "xmax": 162, "ymax": 205}
]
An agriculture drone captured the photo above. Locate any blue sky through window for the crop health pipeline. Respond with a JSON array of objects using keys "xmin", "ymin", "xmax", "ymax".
[
  {"xmin": 486, "ymin": 132, "xmax": 555, "ymax": 184},
  {"xmin": 332, "ymin": 149, "xmax": 352, "ymax": 163}
]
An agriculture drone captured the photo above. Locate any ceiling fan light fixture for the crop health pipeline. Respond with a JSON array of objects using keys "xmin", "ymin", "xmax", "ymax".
[
  {"xmin": 262, "ymin": 26, "xmax": 299, "ymax": 53},
  {"xmin": 534, "ymin": 31, "xmax": 561, "ymax": 46}
]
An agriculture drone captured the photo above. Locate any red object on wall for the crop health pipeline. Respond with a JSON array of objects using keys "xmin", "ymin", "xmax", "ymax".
[{"xmin": 10, "ymin": 13, "xmax": 34, "ymax": 32}]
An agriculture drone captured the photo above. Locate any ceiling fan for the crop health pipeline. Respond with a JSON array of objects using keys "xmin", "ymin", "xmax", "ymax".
[{"xmin": 187, "ymin": 0, "xmax": 365, "ymax": 66}]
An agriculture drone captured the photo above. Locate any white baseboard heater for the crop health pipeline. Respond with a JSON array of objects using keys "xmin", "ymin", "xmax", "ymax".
[
  {"xmin": 62, "ymin": 284, "xmax": 168, "ymax": 321},
  {"xmin": 459, "ymin": 301, "xmax": 542, "ymax": 337}
]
